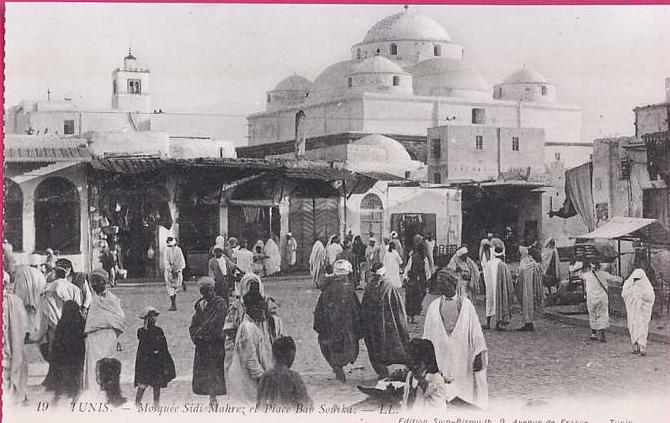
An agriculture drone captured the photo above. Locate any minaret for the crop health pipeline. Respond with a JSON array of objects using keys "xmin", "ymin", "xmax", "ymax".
[{"xmin": 111, "ymin": 48, "xmax": 151, "ymax": 113}]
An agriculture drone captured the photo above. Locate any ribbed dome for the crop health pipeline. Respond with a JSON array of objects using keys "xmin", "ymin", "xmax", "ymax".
[
  {"xmin": 348, "ymin": 56, "xmax": 405, "ymax": 75},
  {"xmin": 503, "ymin": 68, "xmax": 548, "ymax": 84},
  {"xmin": 363, "ymin": 10, "xmax": 451, "ymax": 43},
  {"xmin": 306, "ymin": 60, "xmax": 354, "ymax": 103},
  {"xmin": 410, "ymin": 58, "xmax": 489, "ymax": 95},
  {"xmin": 351, "ymin": 134, "xmax": 411, "ymax": 162},
  {"xmin": 274, "ymin": 74, "xmax": 312, "ymax": 91}
]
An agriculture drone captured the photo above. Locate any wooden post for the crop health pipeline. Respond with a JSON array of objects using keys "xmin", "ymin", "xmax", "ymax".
[{"xmin": 617, "ymin": 239, "xmax": 622, "ymax": 276}]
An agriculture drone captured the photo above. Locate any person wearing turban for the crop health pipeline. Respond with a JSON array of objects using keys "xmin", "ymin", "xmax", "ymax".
[
  {"xmin": 189, "ymin": 277, "xmax": 229, "ymax": 408},
  {"xmin": 313, "ymin": 259, "xmax": 361, "ymax": 382}
]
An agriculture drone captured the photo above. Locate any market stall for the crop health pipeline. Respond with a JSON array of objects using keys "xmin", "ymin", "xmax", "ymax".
[{"xmin": 574, "ymin": 216, "xmax": 670, "ymax": 314}]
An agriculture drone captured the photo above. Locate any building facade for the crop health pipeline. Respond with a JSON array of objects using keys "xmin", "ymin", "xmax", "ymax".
[{"xmin": 246, "ymin": 8, "xmax": 591, "ymax": 169}]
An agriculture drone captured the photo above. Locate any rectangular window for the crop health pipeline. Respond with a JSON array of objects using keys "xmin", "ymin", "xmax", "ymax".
[
  {"xmin": 554, "ymin": 152, "xmax": 561, "ymax": 161},
  {"xmin": 433, "ymin": 172, "xmax": 442, "ymax": 184},
  {"xmin": 404, "ymin": 171, "xmax": 411, "ymax": 179},
  {"xmin": 541, "ymin": 86, "xmax": 548, "ymax": 96},
  {"xmin": 471, "ymin": 108, "xmax": 486, "ymax": 124},
  {"xmin": 433, "ymin": 45, "xmax": 441, "ymax": 56},
  {"xmin": 475, "ymin": 135, "xmax": 484, "ymax": 151},
  {"xmin": 431, "ymin": 139, "xmax": 441, "ymax": 159},
  {"xmin": 390, "ymin": 44, "xmax": 398, "ymax": 55},
  {"xmin": 620, "ymin": 158, "xmax": 631, "ymax": 180},
  {"xmin": 512, "ymin": 136, "xmax": 520, "ymax": 151},
  {"xmin": 63, "ymin": 120, "xmax": 75, "ymax": 135}
]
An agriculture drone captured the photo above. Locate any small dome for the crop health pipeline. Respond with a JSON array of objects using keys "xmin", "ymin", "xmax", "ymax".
[
  {"xmin": 363, "ymin": 10, "xmax": 451, "ymax": 43},
  {"xmin": 503, "ymin": 68, "xmax": 548, "ymax": 84},
  {"xmin": 351, "ymin": 134, "xmax": 411, "ymax": 162},
  {"xmin": 410, "ymin": 58, "xmax": 489, "ymax": 96},
  {"xmin": 307, "ymin": 60, "xmax": 354, "ymax": 103},
  {"xmin": 348, "ymin": 56, "xmax": 406, "ymax": 75},
  {"xmin": 274, "ymin": 74, "xmax": 312, "ymax": 91}
]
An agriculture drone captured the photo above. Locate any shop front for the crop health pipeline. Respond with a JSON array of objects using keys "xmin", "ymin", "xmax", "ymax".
[{"xmin": 89, "ymin": 168, "xmax": 174, "ymax": 280}]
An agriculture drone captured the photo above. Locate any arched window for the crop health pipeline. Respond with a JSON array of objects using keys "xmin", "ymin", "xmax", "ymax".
[
  {"xmin": 356, "ymin": 48, "xmax": 362, "ymax": 60},
  {"xmin": 390, "ymin": 43, "xmax": 398, "ymax": 55},
  {"xmin": 360, "ymin": 193, "xmax": 383, "ymax": 242},
  {"xmin": 34, "ymin": 177, "xmax": 81, "ymax": 254},
  {"xmin": 267, "ymin": 93, "xmax": 271, "ymax": 103},
  {"xmin": 347, "ymin": 77, "xmax": 353, "ymax": 88},
  {"xmin": 433, "ymin": 44, "xmax": 442, "ymax": 57},
  {"xmin": 392, "ymin": 75, "xmax": 400, "ymax": 86},
  {"xmin": 4, "ymin": 179, "xmax": 23, "ymax": 251}
]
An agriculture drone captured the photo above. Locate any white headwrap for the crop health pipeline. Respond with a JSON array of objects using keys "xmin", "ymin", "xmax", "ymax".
[{"xmin": 333, "ymin": 259, "xmax": 353, "ymax": 276}]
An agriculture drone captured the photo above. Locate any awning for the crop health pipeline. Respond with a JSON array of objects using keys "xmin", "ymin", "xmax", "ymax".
[{"xmin": 576, "ymin": 216, "xmax": 670, "ymax": 245}]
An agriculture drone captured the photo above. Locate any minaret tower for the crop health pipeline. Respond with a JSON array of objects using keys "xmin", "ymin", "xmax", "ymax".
[{"xmin": 111, "ymin": 47, "xmax": 151, "ymax": 113}]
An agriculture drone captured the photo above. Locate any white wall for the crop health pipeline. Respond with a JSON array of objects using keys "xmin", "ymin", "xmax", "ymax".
[
  {"xmin": 346, "ymin": 181, "xmax": 462, "ymax": 247},
  {"xmin": 87, "ymin": 131, "xmax": 169, "ymax": 157}
]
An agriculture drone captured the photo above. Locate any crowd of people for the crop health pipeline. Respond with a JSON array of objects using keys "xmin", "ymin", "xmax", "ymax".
[{"xmin": 1, "ymin": 224, "xmax": 662, "ymax": 413}]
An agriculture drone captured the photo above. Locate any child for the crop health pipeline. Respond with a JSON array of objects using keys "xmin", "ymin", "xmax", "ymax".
[
  {"xmin": 51, "ymin": 300, "xmax": 86, "ymax": 403},
  {"xmin": 256, "ymin": 336, "xmax": 313, "ymax": 410},
  {"xmin": 402, "ymin": 338, "xmax": 449, "ymax": 411},
  {"xmin": 134, "ymin": 307, "xmax": 176, "ymax": 409}
]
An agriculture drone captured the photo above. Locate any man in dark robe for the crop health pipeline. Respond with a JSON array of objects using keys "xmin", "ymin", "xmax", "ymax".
[
  {"xmin": 189, "ymin": 277, "xmax": 229, "ymax": 409},
  {"xmin": 361, "ymin": 263, "xmax": 409, "ymax": 379},
  {"xmin": 515, "ymin": 247, "xmax": 544, "ymax": 331},
  {"xmin": 208, "ymin": 247, "xmax": 229, "ymax": 299},
  {"xmin": 313, "ymin": 259, "xmax": 361, "ymax": 383}
]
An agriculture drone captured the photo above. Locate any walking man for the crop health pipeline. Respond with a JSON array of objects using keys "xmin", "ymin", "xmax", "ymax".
[{"xmin": 164, "ymin": 237, "xmax": 185, "ymax": 311}]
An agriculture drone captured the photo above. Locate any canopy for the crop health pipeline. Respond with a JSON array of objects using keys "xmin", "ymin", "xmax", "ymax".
[{"xmin": 576, "ymin": 216, "xmax": 670, "ymax": 245}]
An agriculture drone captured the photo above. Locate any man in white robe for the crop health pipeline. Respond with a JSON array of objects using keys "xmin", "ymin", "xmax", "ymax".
[
  {"xmin": 309, "ymin": 235, "xmax": 327, "ymax": 287},
  {"xmin": 622, "ymin": 269, "xmax": 656, "ymax": 356},
  {"xmin": 13, "ymin": 255, "xmax": 47, "ymax": 341},
  {"xmin": 284, "ymin": 233, "xmax": 298, "ymax": 273},
  {"xmin": 423, "ymin": 272, "xmax": 489, "ymax": 409},
  {"xmin": 83, "ymin": 269, "xmax": 125, "ymax": 392},
  {"xmin": 263, "ymin": 235, "xmax": 281, "ymax": 276},
  {"xmin": 164, "ymin": 237, "xmax": 185, "ymax": 311},
  {"xmin": 325, "ymin": 235, "xmax": 343, "ymax": 266},
  {"xmin": 233, "ymin": 241, "xmax": 255, "ymax": 275},
  {"xmin": 3, "ymin": 271, "xmax": 29, "ymax": 404},
  {"xmin": 482, "ymin": 247, "xmax": 503, "ymax": 330}
]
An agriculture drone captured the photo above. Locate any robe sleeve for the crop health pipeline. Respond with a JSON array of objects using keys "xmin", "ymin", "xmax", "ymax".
[
  {"xmin": 81, "ymin": 280, "xmax": 93, "ymax": 309},
  {"xmin": 238, "ymin": 325, "xmax": 266, "ymax": 380}
]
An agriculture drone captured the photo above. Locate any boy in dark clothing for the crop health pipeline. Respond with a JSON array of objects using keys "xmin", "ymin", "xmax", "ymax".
[
  {"xmin": 256, "ymin": 336, "xmax": 313, "ymax": 411},
  {"xmin": 134, "ymin": 306, "xmax": 176, "ymax": 409}
]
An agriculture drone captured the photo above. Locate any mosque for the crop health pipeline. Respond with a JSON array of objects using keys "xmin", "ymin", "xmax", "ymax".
[{"xmin": 241, "ymin": 7, "xmax": 591, "ymax": 174}]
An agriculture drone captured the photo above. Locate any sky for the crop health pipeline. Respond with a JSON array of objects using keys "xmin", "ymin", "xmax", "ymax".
[{"xmin": 4, "ymin": 3, "xmax": 670, "ymax": 145}]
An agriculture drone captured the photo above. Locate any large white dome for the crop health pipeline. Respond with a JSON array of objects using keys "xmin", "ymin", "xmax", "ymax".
[
  {"xmin": 348, "ymin": 56, "xmax": 406, "ymax": 75},
  {"xmin": 363, "ymin": 10, "xmax": 452, "ymax": 43},
  {"xmin": 351, "ymin": 134, "xmax": 412, "ymax": 162},
  {"xmin": 274, "ymin": 74, "xmax": 312, "ymax": 91},
  {"xmin": 503, "ymin": 68, "xmax": 548, "ymax": 84},
  {"xmin": 410, "ymin": 58, "xmax": 490, "ymax": 98},
  {"xmin": 306, "ymin": 60, "xmax": 354, "ymax": 103}
]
